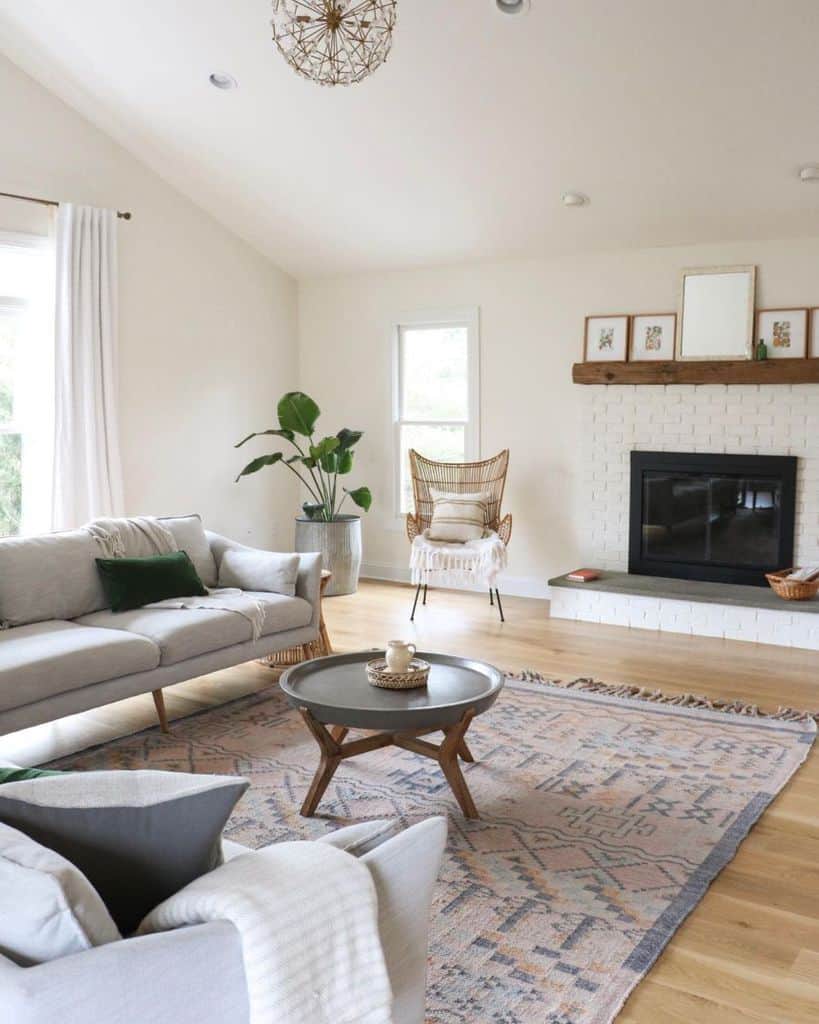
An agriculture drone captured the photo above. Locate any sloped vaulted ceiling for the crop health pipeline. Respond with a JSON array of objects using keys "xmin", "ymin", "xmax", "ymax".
[{"xmin": 1, "ymin": 0, "xmax": 819, "ymax": 277}]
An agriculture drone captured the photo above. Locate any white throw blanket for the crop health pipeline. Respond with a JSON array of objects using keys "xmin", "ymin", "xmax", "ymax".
[
  {"xmin": 84, "ymin": 516, "xmax": 267, "ymax": 639},
  {"xmin": 410, "ymin": 529, "xmax": 507, "ymax": 586},
  {"xmin": 139, "ymin": 841, "xmax": 393, "ymax": 1024},
  {"xmin": 85, "ymin": 515, "xmax": 177, "ymax": 558},
  {"xmin": 145, "ymin": 589, "xmax": 267, "ymax": 641}
]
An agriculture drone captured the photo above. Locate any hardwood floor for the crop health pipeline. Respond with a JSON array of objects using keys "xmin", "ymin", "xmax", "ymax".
[{"xmin": 1, "ymin": 579, "xmax": 817, "ymax": 1021}]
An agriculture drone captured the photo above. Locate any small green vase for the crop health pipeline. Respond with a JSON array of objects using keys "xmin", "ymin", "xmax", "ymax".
[{"xmin": 756, "ymin": 338, "xmax": 768, "ymax": 361}]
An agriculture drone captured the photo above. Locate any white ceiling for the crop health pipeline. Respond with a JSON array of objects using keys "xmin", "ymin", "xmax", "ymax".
[{"xmin": 1, "ymin": 1, "xmax": 819, "ymax": 278}]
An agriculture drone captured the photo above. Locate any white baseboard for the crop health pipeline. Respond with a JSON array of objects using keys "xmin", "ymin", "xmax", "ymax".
[{"xmin": 360, "ymin": 562, "xmax": 549, "ymax": 600}]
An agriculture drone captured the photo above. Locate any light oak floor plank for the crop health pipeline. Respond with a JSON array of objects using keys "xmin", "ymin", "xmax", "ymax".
[{"xmin": 1, "ymin": 580, "xmax": 816, "ymax": 1022}]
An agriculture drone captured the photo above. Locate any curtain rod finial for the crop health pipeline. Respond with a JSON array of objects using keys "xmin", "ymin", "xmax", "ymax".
[{"xmin": 117, "ymin": 211, "xmax": 131, "ymax": 220}]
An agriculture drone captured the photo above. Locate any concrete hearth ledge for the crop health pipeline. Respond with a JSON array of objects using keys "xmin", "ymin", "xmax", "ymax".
[{"xmin": 548, "ymin": 571, "xmax": 819, "ymax": 615}]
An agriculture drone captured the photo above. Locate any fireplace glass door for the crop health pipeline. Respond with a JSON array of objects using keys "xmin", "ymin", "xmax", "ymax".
[{"xmin": 629, "ymin": 453, "xmax": 796, "ymax": 586}]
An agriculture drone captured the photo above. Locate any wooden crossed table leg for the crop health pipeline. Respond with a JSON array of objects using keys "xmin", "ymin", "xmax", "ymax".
[{"xmin": 298, "ymin": 706, "xmax": 480, "ymax": 819}]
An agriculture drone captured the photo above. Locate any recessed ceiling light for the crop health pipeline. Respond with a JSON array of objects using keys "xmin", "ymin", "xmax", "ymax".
[
  {"xmin": 562, "ymin": 192, "xmax": 589, "ymax": 207},
  {"xmin": 798, "ymin": 165, "xmax": 819, "ymax": 183},
  {"xmin": 209, "ymin": 72, "xmax": 238, "ymax": 90},
  {"xmin": 496, "ymin": 0, "xmax": 531, "ymax": 14}
]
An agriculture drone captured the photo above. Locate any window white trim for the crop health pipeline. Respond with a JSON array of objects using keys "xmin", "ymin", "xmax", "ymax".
[{"xmin": 390, "ymin": 307, "xmax": 480, "ymax": 520}]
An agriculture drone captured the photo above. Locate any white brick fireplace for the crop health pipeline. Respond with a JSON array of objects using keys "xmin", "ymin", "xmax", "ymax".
[
  {"xmin": 580, "ymin": 382, "xmax": 819, "ymax": 569},
  {"xmin": 549, "ymin": 382, "xmax": 819, "ymax": 649}
]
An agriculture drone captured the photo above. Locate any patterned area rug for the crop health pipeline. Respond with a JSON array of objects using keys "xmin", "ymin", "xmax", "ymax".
[{"xmin": 53, "ymin": 675, "xmax": 816, "ymax": 1024}]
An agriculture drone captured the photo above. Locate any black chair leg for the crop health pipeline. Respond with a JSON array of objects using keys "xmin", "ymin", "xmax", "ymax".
[
  {"xmin": 494, "ymin": 589, "xmax": 505, "ymax": 623},
  {"xmin": 410, "ymin": 583, "xmax": 422, "ymax": 621},
  {"xmin": 489, "ymin": 588, "xmax": 494, "ymax": 606},
  {"xmin": 422, "ymin": 583, "xmax": 428, "ymax": 606}
]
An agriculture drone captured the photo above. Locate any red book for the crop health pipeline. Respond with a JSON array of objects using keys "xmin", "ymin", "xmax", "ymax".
[{"xmin": 567, "ymin": 568, "xmax": 600, "ymax": 582}]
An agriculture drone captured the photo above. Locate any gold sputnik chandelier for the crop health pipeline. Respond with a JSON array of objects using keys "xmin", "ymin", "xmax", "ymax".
[{"xmin": 271, "ymin": 1, "xmax": 398, "ymax": 87}]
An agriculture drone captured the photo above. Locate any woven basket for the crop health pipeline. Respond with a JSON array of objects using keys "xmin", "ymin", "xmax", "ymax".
[
  {"xmin": 765, "ymin": 568, "xmax": 819, "ymax": 601},
  {"xmin": 366, "ymin": 658, "xmax": 430, "ymax": 690}
]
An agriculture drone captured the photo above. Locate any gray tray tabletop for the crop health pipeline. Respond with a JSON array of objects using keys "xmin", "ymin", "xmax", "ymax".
[{"xmin": 279, "ymin": 650, "xmax": 504, "ymax": 730}]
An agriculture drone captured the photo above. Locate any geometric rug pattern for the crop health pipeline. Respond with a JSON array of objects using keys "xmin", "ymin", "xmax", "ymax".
[{"xmin": 53, "ymin": 676, "xmax": 816, "ymax": 1024}]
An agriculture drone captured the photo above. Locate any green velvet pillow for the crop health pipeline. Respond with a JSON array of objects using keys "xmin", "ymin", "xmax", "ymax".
[
  {"xmin": 95, "ymin": 551, "xmax": 208, "ymax": 613},
  {"xmin": 0, "ymin": 767, "xmax": 64, "ymax": 784}
]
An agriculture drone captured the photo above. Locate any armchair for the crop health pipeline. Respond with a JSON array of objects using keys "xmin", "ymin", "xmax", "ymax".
[{"xmin": 406, "ymin": 449, "xmax": 511, "ymax": 620}]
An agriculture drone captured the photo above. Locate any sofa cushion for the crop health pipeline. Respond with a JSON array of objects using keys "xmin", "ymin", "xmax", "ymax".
[
  {"xmin": 160, "ymin": 515, "xmax": 218, "ymax": 587},
  {"xmin": 75, "ymin": 607, "xmax": 253, "ymax": 665},
  {"xmin": 0, "ymin": 622, "xmax": 161, "ymax": 712},
  {"xmin": 0, "ymin": 821, "xmax": 121, "ymax": 965},
  {"xmin": 245, "ymin": 592, "xmax": 314, "ymax": 635},
  {"xmin": 0, "ymin": 531, "xmax": 107, "ymax": 627}
]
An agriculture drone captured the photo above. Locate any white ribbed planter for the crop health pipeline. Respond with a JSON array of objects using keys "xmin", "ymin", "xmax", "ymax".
[{"xmin": 294, "ymin": 515, "xmax": 362, "ymax": 596}]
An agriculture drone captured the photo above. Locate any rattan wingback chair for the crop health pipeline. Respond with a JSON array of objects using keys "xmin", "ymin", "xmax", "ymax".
[{"xmin": 406, "ymin": 449, "xmax": 511, "ymax": 621}]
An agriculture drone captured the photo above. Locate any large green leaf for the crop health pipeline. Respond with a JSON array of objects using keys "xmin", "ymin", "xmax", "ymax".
[
  {"xmin": 320, "ymin": 451, "xmax": 337, "ymax": 474},
  {"xmin": 344, "ymin": 485, "xmax": 372, "ymax": 512},
  {"xmin": 308, "ymin": 436, "xmax": 340, "ymax": 461},
  {"xmin": 277, "ymin": 392, "xmax": 320, "ymax": 437},
  {"xmin": 235, "ymin": 428, "xmax": 294, "ymax": 449},
  {"xmin": 337, "ymin": 449, "xmax": 353, "ymax": 474},
  {"xmin": 336, "ymin": 428, "xmax": 363, "ymax": 451},
  {"xmin": 235, "ymin": 452, "xmax": 283, "ymax": 482}
]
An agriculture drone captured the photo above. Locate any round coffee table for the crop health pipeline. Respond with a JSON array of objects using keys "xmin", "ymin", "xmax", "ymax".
[{"xmin": 279, "ymin": 651, "xmax": 504, "ymax": 819}]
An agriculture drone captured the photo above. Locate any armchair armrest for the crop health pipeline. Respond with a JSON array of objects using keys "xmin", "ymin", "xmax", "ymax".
[
  {"xmin": 0, "ymin": 922, "xmax": 249, "ymax": 1024},
  {"xmin": 406, "ymin": 513, "xmax": 421, "ymax": 542},
  {"xmin": 498, "ymin": 513, "xmax": 512, "ymax": 545}
]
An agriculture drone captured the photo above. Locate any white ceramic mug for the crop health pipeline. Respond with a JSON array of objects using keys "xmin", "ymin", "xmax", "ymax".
[{"xmin": 385, "ymin": 640, "xmax": 416, "ymax": 673}]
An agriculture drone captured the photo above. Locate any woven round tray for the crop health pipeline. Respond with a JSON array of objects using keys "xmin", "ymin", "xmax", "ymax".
[
  {"xmin": 366, "ymin": 657, "xmax": 431, "ymax": 690},
  {"xmin": 765, "ymin": 568, "xmax": 819, "ymax": 601}
]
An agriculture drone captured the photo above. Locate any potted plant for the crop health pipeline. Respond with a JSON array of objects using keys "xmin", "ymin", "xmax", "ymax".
[{"xmin": 235, "ymin": 391, "xmax": 372, "ymax": 595}]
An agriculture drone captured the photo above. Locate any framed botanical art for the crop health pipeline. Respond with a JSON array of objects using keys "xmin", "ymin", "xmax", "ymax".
[
  {"xmin": 756, "ymin": 308, "xmax": 808, "ymax": 359},
  {"xmin": 630, "ymin": 313, "xmax": 676, "ymax": 362},
  {"xmin": 583, "ymin": 315, "xmax": 629, "ymax": 362},
  {"xmin": 809, "ymin": 309, "xmax": 819, "ymax": 357}
]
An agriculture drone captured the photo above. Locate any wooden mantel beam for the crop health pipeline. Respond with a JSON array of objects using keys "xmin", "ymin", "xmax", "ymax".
[{"xmin": 572, "ymin": 359, "xmax": 819, "ymax": 386}]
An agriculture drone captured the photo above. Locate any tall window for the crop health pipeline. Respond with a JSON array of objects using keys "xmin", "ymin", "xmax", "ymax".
[
  {"xmin": 0, "ymin": 235, "xmax": 54, "ymax": 537},
  {"xmin": 393, "ymin": 310, "xmax": 479, "ymax": 515}
]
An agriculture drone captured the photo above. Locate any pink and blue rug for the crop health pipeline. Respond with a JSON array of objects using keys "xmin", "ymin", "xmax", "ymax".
[{"xmin": 55, "ymin": 674, "xmax": 816, "ymax": 1024}]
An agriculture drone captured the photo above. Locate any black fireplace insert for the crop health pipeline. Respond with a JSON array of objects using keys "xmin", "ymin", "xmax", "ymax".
[{"xmin": 628, "ymin": 451, "xmax": 797, "ymax": 586}]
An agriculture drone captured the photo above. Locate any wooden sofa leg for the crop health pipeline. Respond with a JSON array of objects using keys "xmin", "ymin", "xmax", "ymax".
[{"xmin": 152, "ymin": 689, "xmax": 170, "ymax": 734}]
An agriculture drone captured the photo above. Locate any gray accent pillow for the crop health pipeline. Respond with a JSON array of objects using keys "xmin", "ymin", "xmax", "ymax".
[
  {"xmin": 0, "ymin": 771, "xmax": 248, "ymax": 935},
  {"xmin": 159, "ymin": 515, "xmax": 218, "ymax": 587},
  {"xmin": 218, "ymin": 548, "xmax": 300, "ymax": 596}
]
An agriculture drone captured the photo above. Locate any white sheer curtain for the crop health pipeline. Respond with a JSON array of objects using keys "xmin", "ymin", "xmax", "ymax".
[{"xmin": 51, "ymin": 204, "xmax": 124, "ymax": 530}]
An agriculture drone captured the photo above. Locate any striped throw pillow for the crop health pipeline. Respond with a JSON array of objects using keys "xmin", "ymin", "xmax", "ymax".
[{"xmin": 427, "ymin": 490, "xmax": 489, "ymax": 542}]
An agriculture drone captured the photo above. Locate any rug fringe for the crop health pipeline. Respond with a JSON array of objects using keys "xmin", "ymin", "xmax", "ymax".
[{"xmin": 510, "ymin": 672, "xmax": 819, "ymax": 723}]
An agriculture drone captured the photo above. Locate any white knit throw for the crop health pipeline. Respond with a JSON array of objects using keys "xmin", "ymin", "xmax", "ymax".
[
  {"xmin": 139, "ymin": 841, "xmax": 393, "ymax": 1024},
  {"xmin": 84, "ymin": 515, "xmax": 177, "ymax": 558},
  {"xmin": 410, "ymin": 530, "xmax": 507, "ymax": 587}
]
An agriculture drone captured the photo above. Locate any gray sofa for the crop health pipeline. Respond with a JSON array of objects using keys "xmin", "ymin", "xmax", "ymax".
[
  {"xmin": 0, "ymin": 516, "xmax": 323, "ymax": 737},
  {"xmin": 0, "ymin": 793, "xmax": 448, "ymax": 1024}
]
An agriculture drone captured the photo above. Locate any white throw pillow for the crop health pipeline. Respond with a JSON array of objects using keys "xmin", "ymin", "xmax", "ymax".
[
  {"xmin": 0, "ymin": 821, "xmax": 120, "ymax": 966},
  {"xmin": 218, "ymin": 549, "xmax": 300, "ymax": 597},
  {"xmin": 160, "ymin": 514, "xmax": 218, "ymax": 587},
  {"xmin": 427, "ymin": 489, "xmax": 489, "ymax": 542}
]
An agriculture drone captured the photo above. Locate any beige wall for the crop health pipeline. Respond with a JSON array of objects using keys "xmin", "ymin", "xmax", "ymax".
[
  {"xmin": 298, "ymin": 237, "xmax": 819, "ymax": 596},
  {"xmin": 0, "ymin": 55, "xmax": 298, "ymax": 548}
]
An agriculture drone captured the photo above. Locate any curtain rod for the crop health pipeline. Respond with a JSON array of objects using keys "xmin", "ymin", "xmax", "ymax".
[{"xmin": 0, "ymin": 190, "xmax": 132, "ymax": 220}]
